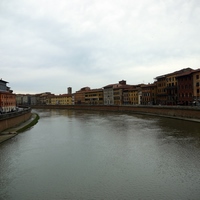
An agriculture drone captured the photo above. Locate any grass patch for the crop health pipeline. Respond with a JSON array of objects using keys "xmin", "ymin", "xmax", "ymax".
[{"xmin": 17, "ymin": 113, "xmax": 40, "ymax": 133}]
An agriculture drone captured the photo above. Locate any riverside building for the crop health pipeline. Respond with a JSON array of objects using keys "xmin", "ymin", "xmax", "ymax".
[{"xmin": 0, "ymin": 79, "xmax": 16, "ymax": 113}]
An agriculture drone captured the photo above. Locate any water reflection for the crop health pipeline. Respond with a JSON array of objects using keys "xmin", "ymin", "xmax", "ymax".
[{"xmin": 0, "ymin": 109, "xmax": 200, "ymax": 200}]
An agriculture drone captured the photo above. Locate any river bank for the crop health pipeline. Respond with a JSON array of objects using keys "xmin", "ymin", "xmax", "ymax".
[
  {"xmin": 32, "ymin": 104, "xmax": 200, "ymax": 123},
  {"xmin": 0, "ymin": 113, "xmax": 39, "ymax": 144}
]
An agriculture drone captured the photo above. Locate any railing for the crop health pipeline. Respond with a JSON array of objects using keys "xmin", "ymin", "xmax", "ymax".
[{"xmin": 0, "ymin": 107, "xmax": 31, "ymax": 120}]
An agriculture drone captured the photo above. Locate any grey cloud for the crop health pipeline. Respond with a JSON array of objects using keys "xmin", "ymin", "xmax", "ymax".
[{"xmin": 1, "ymin": 0, "xmax": 200, "ymax": 93}]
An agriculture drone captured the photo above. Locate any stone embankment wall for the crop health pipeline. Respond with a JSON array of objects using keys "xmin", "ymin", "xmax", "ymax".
[
  {"xmin": 32, "ymin": 105, "xmax": 200, "ymax": 120},
  {"xmin": 0, "ymin": 108, "xmax": 32, "ymax": 132}
]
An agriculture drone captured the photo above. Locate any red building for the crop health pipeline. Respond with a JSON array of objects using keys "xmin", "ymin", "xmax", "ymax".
[
  {"xmin": 0, "ymin": 79, "xmax": 16, "ymax": 113},
  {"xmin": 141, "ymin": 82, "xmax": 157, "ymax": 105},
  {"xmin": 176, "ymin": 70, "xmax": 194, "ymax": 105},
  {"xmin": 192, "ymin": 69, "xmax": 200, "ymax": 105}
]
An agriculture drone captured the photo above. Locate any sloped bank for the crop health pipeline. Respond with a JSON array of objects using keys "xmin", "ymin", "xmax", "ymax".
[
  {"xmin": 32, "ymin": 105, "xmax": 200, "ymax": 122},
  {"xmin": 0, "ymin": 113, "xmax": 39, "ymax": 144},
  {"xmin": 16, "ymin": 113, "xmax": 39, "ymax": 133}
]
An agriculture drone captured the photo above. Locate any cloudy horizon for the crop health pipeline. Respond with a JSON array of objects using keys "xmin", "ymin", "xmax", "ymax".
[{"xmin": 1, "ymin": 0, "xmax": 200, "ymax": 94}]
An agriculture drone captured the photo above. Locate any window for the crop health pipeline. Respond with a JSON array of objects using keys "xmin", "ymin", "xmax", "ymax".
[{"xmin": 196, "ymin": 75, "xmax": 199, "ymax": 79}]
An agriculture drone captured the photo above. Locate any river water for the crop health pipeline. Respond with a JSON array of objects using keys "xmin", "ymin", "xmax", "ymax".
[{"xmin": 0, "ymin": 109, "xmax": 200, "ymax": 200}]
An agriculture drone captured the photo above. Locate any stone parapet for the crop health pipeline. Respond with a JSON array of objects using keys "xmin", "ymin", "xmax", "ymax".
[
  {"xmin": 32, "ymin": 105, "xmax": 200, "ymax": 121},
  {"xmin": 0, "ymin": 108, "xmax": 32, "ymax": 132}
]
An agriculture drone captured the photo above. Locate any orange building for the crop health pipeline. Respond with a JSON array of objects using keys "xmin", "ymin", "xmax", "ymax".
[
  {"xmin": 141, "ymin": 83, "xmax": 157, "ymax": 105},
  {"xmin": 74, "ymin": 87, "xmax": 90, "ymax": 104},
  {"xmin": 0, "ymin": 79, "xmax": 16, "ymax": 113}
]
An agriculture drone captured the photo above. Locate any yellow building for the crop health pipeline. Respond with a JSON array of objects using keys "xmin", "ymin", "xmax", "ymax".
[
  {"xmin": 51, "ymin": 94, "xmax": 72, "ymax": 105},
  {"xmin": 132, "ymin": 89, "xmax": 139, "ymax": 104},
  {"xmin": 126, "ymin": 88, "xmax": 136, "ymax": 105},
  {"xmin": 85, "ymin": 89, "xmax": 103, "ymax": 105},
  {"xmin": 165, "ymin": 73, "xmax": 179, "ymax": 105},
  {"xmin": 155, "ymin": 75, "xmax": 167, "ymax": 105},
  {"xmin": 126, "ymin": 85, "xmax": 143, "ymax": 105}
]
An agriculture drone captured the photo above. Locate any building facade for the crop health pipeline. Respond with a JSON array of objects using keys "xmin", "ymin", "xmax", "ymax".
[
  {"xmin": 51, "ymin": 94, "xmax": 72, "ymax": 105},
  {"xmin": 104, "ymin": 80, "xmax": 132, "ymax": 105},
  {"xmin": 74, "ymin": 87, "xmax": 90, "ymax": 104},
  {"xmin": 155, "ymin": 68, "xmax": 193, "ymax": 105},
  {"xmin": 176, "ymin": 70, "xmax": 194, "ymax": 105},
  {"xmin": 0, "ymin": 79, "xmax": 8, "ymax": 91},
  {"xmin": 0, "ymin": 79, "xmax": 16, "ymax": 113},
  {"xmin": 193, "ymin": 69, "xmax": 200, "ymax": 105},
  {"xmin": 11, "ymin": 67, "xmax": 200, "ymax": 108},
  {"xmin": 141, "ymin": 83, "xmax": 157, "ymax": 105},
  {"xmin": 165, "ymin": 73, "xmax": 178, "ymax": 105},
  {"xmin": 85, "ymin": 89, "xmax": 103, "ymax": 105},
  {"xmin": 103, "ymin": 86, "xmax": 114, "ymax": 105},
  {"xmin": 155, "ymin": 75, "xmax": 167, "ymax": 105}
]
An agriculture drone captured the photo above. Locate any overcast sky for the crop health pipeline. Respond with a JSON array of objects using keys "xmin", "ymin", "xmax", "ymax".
[{"xmin": 1, "ymin": 0, "xmax": 200, "ymax": 94}]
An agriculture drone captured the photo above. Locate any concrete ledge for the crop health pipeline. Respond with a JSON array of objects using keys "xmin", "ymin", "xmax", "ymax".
[
  {"xmin": 0, "ymin": 109, "xmax": 32, "ymax": 132},
  {"xmin": 0, "ymin": 113, "xmax": 39, "ymax": 144}
]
